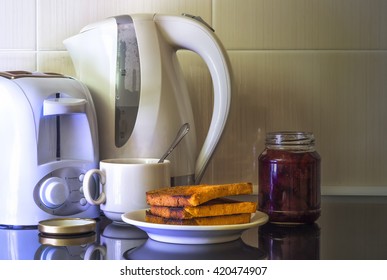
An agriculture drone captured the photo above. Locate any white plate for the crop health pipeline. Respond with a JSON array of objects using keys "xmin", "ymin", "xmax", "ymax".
[{"xmin": 121, "ymin": 210, "xmax": 268, "ymax": 244}]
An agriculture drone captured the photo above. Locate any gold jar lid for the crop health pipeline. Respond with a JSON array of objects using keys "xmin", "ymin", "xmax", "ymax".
[{"xmin": 38, "ymin": 218, "xmax": 96, "ymax": 235}]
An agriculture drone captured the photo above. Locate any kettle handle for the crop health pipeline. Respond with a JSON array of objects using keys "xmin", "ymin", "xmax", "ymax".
[{"xmin": 154, "ymin": 14, "xmax": 232, "ymax": 183}]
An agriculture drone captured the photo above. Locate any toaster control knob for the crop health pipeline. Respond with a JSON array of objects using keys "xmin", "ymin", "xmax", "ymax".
[{"xmin": 39, "ymin": 177, "xmax": 70, "ymax": 208}]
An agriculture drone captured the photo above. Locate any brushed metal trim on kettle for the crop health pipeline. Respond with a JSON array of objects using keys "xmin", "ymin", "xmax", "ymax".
[{"xmin": 114, "ymin": 15, "xmax": 141, "ymax": 148}]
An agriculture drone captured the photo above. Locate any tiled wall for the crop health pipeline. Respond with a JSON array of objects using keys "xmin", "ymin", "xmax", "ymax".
[{"xmin": 1, "ymin": 0, "xmax": 387, "ymax": 195}]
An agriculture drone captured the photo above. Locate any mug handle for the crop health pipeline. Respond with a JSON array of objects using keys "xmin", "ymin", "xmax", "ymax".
[
  {"xmin": 83, "ymin": 244, "xmax": 107, "ymax": 260},
  {"xmin": 83, "ymin": 169, "xmax": 106, "ymax": 205}
]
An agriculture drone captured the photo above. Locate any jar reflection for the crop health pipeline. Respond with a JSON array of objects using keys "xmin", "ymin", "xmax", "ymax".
[{"xmin": 258, "ymin": 223, "xmax": 320, "ymax": 260}]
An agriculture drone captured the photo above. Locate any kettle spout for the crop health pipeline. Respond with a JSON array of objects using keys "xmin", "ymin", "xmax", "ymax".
[{"xmin": 63, "ymin": 17, "xmax": 118, "ymax": 81}]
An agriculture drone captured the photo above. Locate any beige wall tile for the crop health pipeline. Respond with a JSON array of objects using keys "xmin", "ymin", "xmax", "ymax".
[
  {"xmin": 212, "ymin": 0, "xmax": 265, "ymax": 49},
  {"xmin": 37, "ymin": 0, "xmax": 212, "ymax": 50},
  {"xmin": 177, "ymin": 51, "xmax": 213, "ymax": 149},
  {"xmin": 0, "ymin": 0, "xmax": 36, "ymax": 50},
  {"xmin": 318, "ymin": 51, "xmax": 387, "ymax": 187},
  {"xmin": 37, "ymin": 51, "xmax": 75, "ymax": 76},
  {"xmin": 0, "ymin": 52, "xmax": 36, "ymax": 71},
  {"xmin": 381, "ymin": 0, "xmax": 387, "ymax": 49},
  {"xmin": 214, "ymin": 0, "xmax": 387, "ymax": 50}
]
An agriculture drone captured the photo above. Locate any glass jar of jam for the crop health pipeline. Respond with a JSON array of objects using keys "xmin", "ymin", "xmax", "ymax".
[{"xmin": 258, "ymin": 131, "xmax": 321, "ymax": 224}]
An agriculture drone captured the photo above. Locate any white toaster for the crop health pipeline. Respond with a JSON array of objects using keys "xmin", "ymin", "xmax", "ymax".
[{"xmin": 0, "ymin": 71, "xmax": 100, "ymax": 226}]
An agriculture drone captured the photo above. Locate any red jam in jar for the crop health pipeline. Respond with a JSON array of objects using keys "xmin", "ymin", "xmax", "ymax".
[{"xmin": 258, "ymin": 131, "xmax": 321, "ymax": 224}]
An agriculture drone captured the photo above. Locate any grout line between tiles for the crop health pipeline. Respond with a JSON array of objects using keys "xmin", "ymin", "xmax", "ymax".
[
  {"xmin": 211, "ymin": 0, "xmax": 214, "ymax": 27},
  {"xmin": 227, "ymin": 49, "xmax": 387, "ymax": 53},
  {"xmin": 35, "ymin": 0, "xmax": 39, "ymax": 70}
]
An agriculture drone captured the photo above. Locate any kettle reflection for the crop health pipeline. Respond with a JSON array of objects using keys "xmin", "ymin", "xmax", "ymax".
[
  {"xmin": 258, "ymin": 223, "xmax": 320, "ymax": 260},
  {"xmin": 124, "ymin": 238, "xmax": 266, "ymax": 260}
]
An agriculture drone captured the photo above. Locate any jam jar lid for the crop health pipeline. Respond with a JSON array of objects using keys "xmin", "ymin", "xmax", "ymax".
[{"xmin": 38, "ymin": 218, "xmax": 96, "ymax": 235}]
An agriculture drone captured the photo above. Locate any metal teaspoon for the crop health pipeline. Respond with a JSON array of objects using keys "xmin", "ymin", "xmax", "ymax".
[{"xmin": 158, "ymin": 123, "xmax": 190, "ymax": 163}]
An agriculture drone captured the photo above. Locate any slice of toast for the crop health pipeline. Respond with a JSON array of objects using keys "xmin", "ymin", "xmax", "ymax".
[
  {"xmin": 145, "ymin": 210, "xmax": 251, "ymax": 225},
  {"xmin": 146, "ymin": 182, "xmax": 253, "ymax": 207},
  {"xmin": 149, "ymin": 198, "xmax": 257, "ymax": 219}
]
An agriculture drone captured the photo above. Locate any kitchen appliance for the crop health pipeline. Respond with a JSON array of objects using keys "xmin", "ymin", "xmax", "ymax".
[
  {"xmin": 0, "ymin": 71, "xmax": 100, "ymax": 226},
  {"xmin": 64, "ymin": 13, "xmax": 232, "ymax": 185}
]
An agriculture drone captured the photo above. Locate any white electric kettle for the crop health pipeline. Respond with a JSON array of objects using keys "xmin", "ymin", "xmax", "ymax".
[{"xmin": 64, "ymin": 13, "xmax": 232, "ymax": 185}]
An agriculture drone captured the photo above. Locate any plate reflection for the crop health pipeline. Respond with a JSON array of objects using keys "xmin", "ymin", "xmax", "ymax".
[{"xmin": 124, "ymin": 238, "xmax": 267, "ymax": 260}]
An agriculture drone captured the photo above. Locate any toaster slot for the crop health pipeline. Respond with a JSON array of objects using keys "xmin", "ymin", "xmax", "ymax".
[
  {"xmin": 38, "ymin": 94, "xmax": 94, "ymax": 164},
  {"xmin": 56, "ymin": 110, "xmax": 60, "ymax": 160},
  {"xmin": 56, "ymin": 92, "xmax": 61, "ymax": 160}
]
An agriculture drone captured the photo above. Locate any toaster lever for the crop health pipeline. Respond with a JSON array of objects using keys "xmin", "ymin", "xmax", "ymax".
[{"xmin": 43, "ymin": 97, "xmax": 87, "ymax": 116}]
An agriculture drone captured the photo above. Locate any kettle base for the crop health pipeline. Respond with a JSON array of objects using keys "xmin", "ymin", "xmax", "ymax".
[{"xmin": 171, "ymin": 174, "xmax": 195, "ymax": 186}]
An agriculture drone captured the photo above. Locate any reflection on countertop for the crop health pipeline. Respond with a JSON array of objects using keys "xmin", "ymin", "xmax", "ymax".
[
  {"xmin": 1, "ymin": 195, "xmax": 387, "ymax": 260},
  {"xmin": 124, "ymin": 238, "xmax": 266, "ymax": 260},
  {"xmin": 258, "ymin": 223, "xmax": 320, "ymax": 260}
]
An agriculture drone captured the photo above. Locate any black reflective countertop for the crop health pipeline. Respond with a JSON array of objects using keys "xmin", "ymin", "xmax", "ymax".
[{"xmin": 1, "ymin": 195, "xmax": 386, "ymax": 260}]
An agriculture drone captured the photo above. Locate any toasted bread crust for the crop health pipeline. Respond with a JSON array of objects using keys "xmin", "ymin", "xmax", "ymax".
[
  {"xmin": 149, "ymin": 198, "xmax": 257, "ymax": 219},
  {"xmin": 145, "ymin": 210, "xmax": 251, "ymax": 225},
  {"xmin": 146, "ymin": 182, "xmax": 253, "ymax": 207}
]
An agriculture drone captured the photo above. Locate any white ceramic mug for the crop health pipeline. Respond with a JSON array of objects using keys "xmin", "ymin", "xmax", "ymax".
[{"xmin": 82, "ymin": 158, "xmax": 170, "ymax": 222}]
